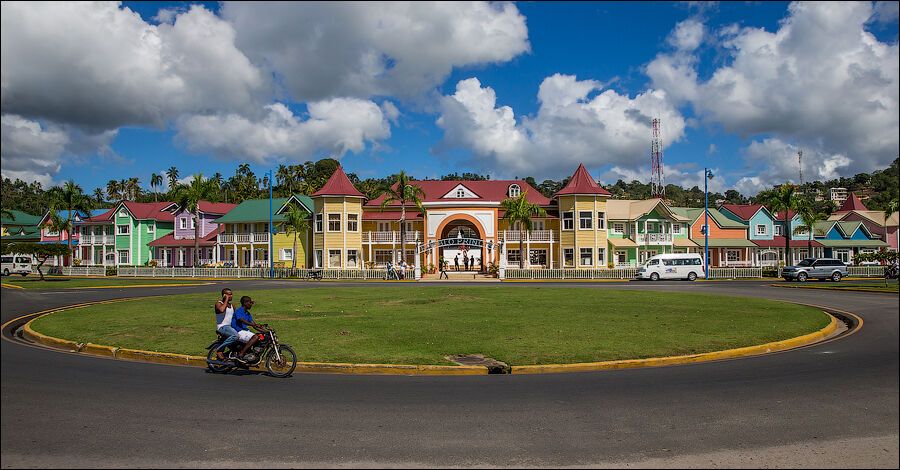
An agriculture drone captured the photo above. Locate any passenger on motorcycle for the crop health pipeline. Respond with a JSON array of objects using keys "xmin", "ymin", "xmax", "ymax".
[
  {"xmin": 232, "ymin": 295, "xmax": 268, "ymax": 363},
  {"xmin": 214, "ymin": 288, "xmax": 239, "ymax": 361}
]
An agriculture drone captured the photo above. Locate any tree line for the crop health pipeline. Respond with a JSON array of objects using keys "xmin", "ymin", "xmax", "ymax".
[{"xmin": 2, "ymin": 157, "xmax": 898, "ymax": 217}]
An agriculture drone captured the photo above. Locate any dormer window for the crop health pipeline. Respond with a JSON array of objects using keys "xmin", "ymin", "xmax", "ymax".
[
  {"xmin": 508, "ymin": 184, "xmax": 521, "ymax": 198},
  {"xmin": 456, "ymin": 188, "xmax": 465, "ymax": 198}
]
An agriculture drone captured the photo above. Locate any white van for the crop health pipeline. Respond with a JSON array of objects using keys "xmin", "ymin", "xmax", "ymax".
[
  {"xmin": 635, "ymin": 253, "xmax": 705, "ymax": 281},
  {"xmin": 1, "ymin": 255, "xmax": 33, "ymax": 277}
]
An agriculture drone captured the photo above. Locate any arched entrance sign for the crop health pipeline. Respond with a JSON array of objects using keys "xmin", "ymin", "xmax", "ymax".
[{"xmin": 416, "ymin": 238, "xmax": 501, "ymax": 254}]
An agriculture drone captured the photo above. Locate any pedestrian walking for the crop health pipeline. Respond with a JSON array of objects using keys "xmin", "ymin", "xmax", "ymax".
[
  {"xmin": 440, "ymin": 260, "xmax": 449, "ymax": 279},
  {"xmin": 463, "ymin": 254, "xmax": 469, "ymax": 271},
  {"xmin": 470, "ymin": 255, "xmax": 475, "ymax": 272}
]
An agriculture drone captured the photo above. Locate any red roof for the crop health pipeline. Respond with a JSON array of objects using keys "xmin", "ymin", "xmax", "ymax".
[
  {"xmin": 312, "ymin": 166, "xmax": 365, "ymax": 198},
  {"xmin": 118, "ymin": 202, "xmax": 177, "ymax": 222},
  {"xmin": 362, "ymin": 211, "xmax": 423, "ymax": 221},
  {"xmin": 555, "ymin": 164, "xmax": 611, "ymax": 197},
  {"xmin": 774, "ymin": 210, "xmax": 797, "ymax": 221},
  {"xmin": 198, "ymin": 201, "xmax": 237, "ymax": 214},
  {"xmin": 366, "ymin": 180, "xmax": 550, "ymax": 206},
  {"xmin": 149, "ymin": 227, "xmax": 221, "ymax": 247},
  {"xmin": 720, "ymin": 204, "xmax": 765, "ymax": 221},
  {"xmin": 836, "ymin": 193, "xmax": 868, "ymax": 212},
  {"xmin": 80, "ymin": 208, "xmax": 116, "ymax": 224},
  {"xmin": 752, "ymin": 237, "xmax": 823, "ymax": 248}
]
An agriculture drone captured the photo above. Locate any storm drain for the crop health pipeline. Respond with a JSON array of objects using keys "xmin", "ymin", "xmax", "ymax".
[{"xmin": 446, "ymin": 354, "xmax": 510, "ymax": 374}]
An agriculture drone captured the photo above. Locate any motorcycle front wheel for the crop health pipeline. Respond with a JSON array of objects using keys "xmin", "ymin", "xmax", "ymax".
[
  {"xmin": 265, "ymin": 345, "xmax": 298, "ymax": 378},
  {"xmin": 206, "ymin": 347, "xmax": 235, "ymax": 374}
]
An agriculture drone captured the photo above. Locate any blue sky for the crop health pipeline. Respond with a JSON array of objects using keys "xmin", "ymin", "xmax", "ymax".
[{"xmin": 2, "ymin": 1, "xmax": 898, "ymax": 195}]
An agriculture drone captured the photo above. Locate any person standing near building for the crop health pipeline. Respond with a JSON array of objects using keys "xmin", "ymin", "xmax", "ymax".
[
  {"xmin": 463, "ymin": 253, "xmax": 469, "ymax": 271},
  {"xmin": 470, "ymin": 255, "xmax": 476, "ymax": 272},
  {"xmin": 454, "ymin": 254, "xmax": 460, "ymax": 271},
  {"xmin": 440, "ymin": 259, "xmax": 449, "ymax": 279}
]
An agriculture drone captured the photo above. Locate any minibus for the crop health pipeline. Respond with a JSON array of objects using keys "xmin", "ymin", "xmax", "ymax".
[
  {"xmin": 1, "ymin": 255, "xmax": 33, "ymax": 277},
  {"xmin": 635, "ymin": 253, "xmax": 705, "ymax": 281}
]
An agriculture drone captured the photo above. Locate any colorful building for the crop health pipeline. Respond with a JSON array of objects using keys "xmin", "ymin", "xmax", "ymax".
[
  {"xmin": 148, "ymin": 202, "xmax": 237, "ymax": 267},
  {"xmin": 37, "ymin": 209, "xmax": 93, "ymax": 266},
  {"xmin": 813, "ymin": 220, "xmax": 887, "ymax": 264},
  {"xmin": 605, "ymin": 199, "xmax": 696, "ymax": 267},
  {"xmin": 1, "ymin": 210, "xmax": 42, "ymax": 241},
  {"xmin": 827, "ymin": 193, "xmax": 899, "ymax": 251},
  {"xmin": 719, "ymin": 204, "xmax": 824, "ymax": 266},
  {"xmin": 75, "ymin": 202, "xmax": 175, "ymax": 266},
  {"xmin": 215, "ymin": 195, "xmax": 314, "ymax": 268},
  {"xmin": 671, "ymin": 207, "xmax": 757, "ymax": 267}
]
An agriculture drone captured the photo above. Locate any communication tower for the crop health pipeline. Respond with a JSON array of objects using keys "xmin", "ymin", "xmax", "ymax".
[{"xmin": 650, "ymin": 118, "xmax": 665, "ymax": 199}]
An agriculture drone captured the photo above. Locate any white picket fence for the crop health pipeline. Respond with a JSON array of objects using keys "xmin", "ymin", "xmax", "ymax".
[
  {"xmin": 504, "ymin": 267, "xmax": 764, "ymax": 280},
  {"xmin": 847, "ymin": 266, "xmax": 888, "ymax": 278},
  {"xmin": 116, "ymin": 267, "xmax": 388, "ymax": 279},
  {"xmin": 707, "ymin": 267, "xmax": 764, "ymax": 279},
  {"xmin": 504, "ymin": 268, "xmax": 639, "ymax": 280},
  {"xmin": 59, "ymin": 266, "xmax": 107, "ymax": 276}
]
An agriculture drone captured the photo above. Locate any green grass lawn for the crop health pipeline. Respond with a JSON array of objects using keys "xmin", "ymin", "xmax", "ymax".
[
  {"xmin": 1, "ymin": 276, "xmax": 207, "ymax": 289},
  {"xmin": 30, "ymin": 287, "xmax": 830, "ymax": 365},
  {"xmin": 785, "ymin": 280, "xmax": 899, "ymax": 293}
]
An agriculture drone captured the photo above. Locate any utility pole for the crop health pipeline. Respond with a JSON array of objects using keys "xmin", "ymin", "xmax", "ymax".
[{"xmin": 651, "ymin": 118, "xmax": 665, "ymax": 199}]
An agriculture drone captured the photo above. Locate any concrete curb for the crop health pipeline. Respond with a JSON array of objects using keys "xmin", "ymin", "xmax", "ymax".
[
  {"xmin": 20, "ymin": 300, "xmax": 488, "ymax": 376},
  {"xmin": 18, "ymin": 299, "xmax": 841, "ymax": 377},
  {"xmin": 769, "ymin": 283, "xmax": 898, "ymax": 294},
  {"xmin": 0, "ymin": 283, "xmax": 26, "ymax": 289},
  {"xmin": 511, "ymin": 314, "xmax": 839, "ymax": 374}
]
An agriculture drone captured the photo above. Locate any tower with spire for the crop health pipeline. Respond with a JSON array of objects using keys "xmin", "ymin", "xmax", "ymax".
[{"xmin": 311, "ymin": 166, "xmax": 366, "ymax": 269}]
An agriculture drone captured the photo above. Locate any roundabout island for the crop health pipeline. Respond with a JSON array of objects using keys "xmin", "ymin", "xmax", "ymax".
[
  {"xmin": 2, "ymin": 279, "xmax": 897, "ymax": 468},
  {"xmin": 25, "ymin": 286, "xmax": 833, "ymax": 372}
]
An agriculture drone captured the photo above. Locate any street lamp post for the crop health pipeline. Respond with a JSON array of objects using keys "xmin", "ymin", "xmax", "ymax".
[
  {"xmin": 269, "ymin": 169, "xmax": 274, "ymax": 279},
  {"xmin": 704, "ymin": 168, "xmax": 714, "ymax": 279}
]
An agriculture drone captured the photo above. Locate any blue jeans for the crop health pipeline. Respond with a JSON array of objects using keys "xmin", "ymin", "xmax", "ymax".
[{"xmin": 216, "ymin": 325, "xmax": 239, "ymax": 353}]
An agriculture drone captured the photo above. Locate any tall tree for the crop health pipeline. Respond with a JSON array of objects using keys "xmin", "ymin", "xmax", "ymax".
[
  {"xmin": 92, "ymin": 187, "xmax": 105, "ymax": 206},
  {"xmin": 106, "ymin": 180, "xmax": 121, "ymax": 201},
  {"xmin": 150, "ymin": 173, "xmax": 163, "ymax": 202},
  {"xmin": 279, "ymin": 204, "xmax": 311, "ymax": 269},
  {"xmin": 166, "ymin": 166, "xmax": 180, "ymax": 193},
  {"xmin": 500, "ymin": 191, "xmax": 547, "ymax": 268},
  {"xmin": 380, "ymin": 171, "xmax": 425, "ymax": 266},
  {"xmin": 767, "ymin": 184, "xmax": 801, "ymax": 265},
  {"xmin": 126, "ymin": 177, "xmax": 141, "ymax": 200},
  {"xmin": 47, "ymin": 180, "xmax": 93, "ymax": 267},
  {"xmin": 172, "ymin": 175, "xmax": 217, "ymax": 267},
  {"xmin": 794, "ymin": 199, "xmax": 827, "ymax": 255}
]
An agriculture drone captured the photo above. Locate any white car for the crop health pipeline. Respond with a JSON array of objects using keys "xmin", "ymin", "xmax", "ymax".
[
  {"xmin": 636, "ymin": 253, "xmax": 705, "ymax": 281},
  {"xmin": 1, "ymin": 255, "xmax": 33, "ymax": 276}
]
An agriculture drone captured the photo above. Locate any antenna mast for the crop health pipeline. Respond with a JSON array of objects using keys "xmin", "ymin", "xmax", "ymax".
[
  {"xmin": 650, "ymin": 118, "xmax": 665, "ymax": 199},
  {"xmin": 797, "ymin": 150, "xmax": 803, "ymax": 186}
]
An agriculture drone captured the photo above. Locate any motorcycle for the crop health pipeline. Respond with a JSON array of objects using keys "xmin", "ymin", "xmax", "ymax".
[
  {"xmin": 885, "ymin": 263, "xmax": 899, "ymax": 280},
  {"xmin": 206, "ymin": 325, "xmax": 298, "ymax": 378}
]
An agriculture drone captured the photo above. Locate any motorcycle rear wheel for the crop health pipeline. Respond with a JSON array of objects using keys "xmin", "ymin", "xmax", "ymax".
[
  {"xmin": 265, "ymin": 345, "xmax": 297, "ymax": 378},
  {"xmin": 206, "ymin": 347, "xmax": 235, "ymax": 374}
]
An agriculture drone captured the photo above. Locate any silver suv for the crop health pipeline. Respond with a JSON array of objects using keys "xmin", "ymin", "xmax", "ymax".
[{"xmin": 782, "ymin": 258, "xmax": 849, "ymax": 282}]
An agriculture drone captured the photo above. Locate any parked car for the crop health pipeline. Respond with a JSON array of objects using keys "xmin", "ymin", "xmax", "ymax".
[
  {"xmin": 781, "ymin": 258, "xmax": 848, "ymax": 282},
  {"xmin": 636, "ymin": 253, "xmax": 705, "ymax": 281},
  {"xmin": 1, "ymin": 255, "xmax": 33, "ymax": 277}
]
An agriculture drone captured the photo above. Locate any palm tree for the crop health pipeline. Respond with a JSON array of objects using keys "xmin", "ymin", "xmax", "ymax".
[
  {"xmin": 500, "ymin": 191, "xmax": 547, "ymax": 268},
  {"xmin": 92, "ymin": 187, "xmax": 105, "ymax": 206},
  {"xmin": 47, "ymin": 180, "xmax": 93, "ymax": 266},
  {"xmin": 885, "ymin": 198, "xmax": 899, "ymax": 221},
  {"xmin": 380, "ymin": 171, "xmax": 425, "ymax": 266},
  {"xmin": 172, "ymin": 175, "xmax": 217, "ymax": 267},
  {"xmin": 126, "ymin": 177, "xmax": 141, "ymax": 200},
  {"xmin": 118, "ymin": 179, "xmax": 128, "ymax": 200},
  {"xmin": 1, "ymin": 208, "xmax": 13, "ymax": 221},
  {"xmin": 47, "ymin": 211, "xmax": 71, "ymax": 265},
  {"xmin": 767, "ymin": 184, "xmax": 800, "ymax": 265},
  {"xmin": 150, "ymin": 173, "xmax": 163, "ymax": 202},
  {"xmin": 279, "ymin": 204, "xmax": 311, "ymax": 269},
  {"xmin": 794, "ymin": 199, "xmax": 827, "ymax": 256},
  {"xmin": 106, "ymin": 180, "xmax": 121, "ymax": 201},
  {"xmin": 166, "ymin": 166, "xmax": 179, "ymax": 193}
]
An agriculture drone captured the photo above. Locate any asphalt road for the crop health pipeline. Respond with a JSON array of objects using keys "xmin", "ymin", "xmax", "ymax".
[{"xmin": 2, "ymin": 280, "xmax": 898, "ymax": 468}]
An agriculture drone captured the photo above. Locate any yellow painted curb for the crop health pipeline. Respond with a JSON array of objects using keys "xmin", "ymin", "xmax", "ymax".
[
  {"xmin": 511, "ymin": 314, "xmax": 839, "ymax": 374},
  {"xmin": 1, "ymin": 283, "xmax": 26, "ymax": 289},
  {"xmin": 769, "ymin": 284, "xmax": 898, "ymax": 294},
  {"xmin": 16, "ymin": 298, "xmax": 841, "ymax": 376}
]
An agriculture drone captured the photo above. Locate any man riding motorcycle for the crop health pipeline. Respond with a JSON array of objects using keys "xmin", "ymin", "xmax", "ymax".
[{"xmin": 231, "ymin": 295, "xmax": 268, "ymax": 364}]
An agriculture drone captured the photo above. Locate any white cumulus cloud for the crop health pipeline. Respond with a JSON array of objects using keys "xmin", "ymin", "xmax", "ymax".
[
  {"xmin": 221, "ymin": 1, "xmax": 530, "ymax": 102},
  {"xmin": 175, "ymin": 101, "xmax": 391, "ymax": 163},
  {"xmin": 647, "ymin": 2, "xmax": 899, "ymax": 176},
  {"xmin": 436, "ymin": 74, "xmax": 686, "ymax": 177}
]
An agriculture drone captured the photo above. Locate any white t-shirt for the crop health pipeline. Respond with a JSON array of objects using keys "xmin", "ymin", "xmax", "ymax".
[{"xmin": 216, "ymin": 303, "xmax": 234, "ymax": 330}]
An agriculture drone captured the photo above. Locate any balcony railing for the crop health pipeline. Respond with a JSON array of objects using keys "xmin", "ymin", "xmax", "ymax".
[
  {"xmin": 218, "ymin": 232, "xmax": 269, "ymax": 244},
  {"xmin": 81, "ymin": 234, "xmax": 113, "ymax": 244},
  {"xmin": 636, "ymin": 233, "xmax": 673, "ymax": 244},
  {"xmin": 362, "ymin": 231, "xmax": 422, "ymax": 244},
  {"xmin": 500, "ymin": 230, "xmax": 555, "ymax": 242}
]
